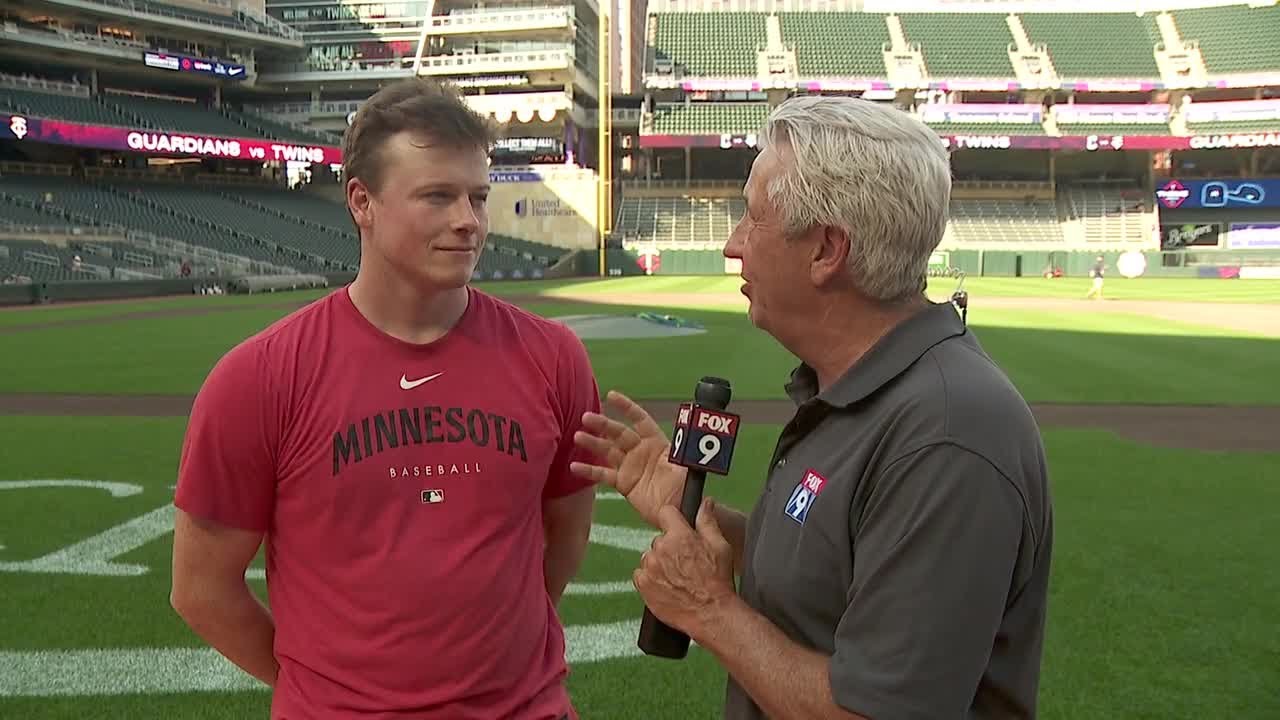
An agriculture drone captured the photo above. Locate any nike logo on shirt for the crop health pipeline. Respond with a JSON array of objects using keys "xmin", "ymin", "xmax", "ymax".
[{"xmin": 400, "ymin": 372, "xmax": 444, "ymax": 390}]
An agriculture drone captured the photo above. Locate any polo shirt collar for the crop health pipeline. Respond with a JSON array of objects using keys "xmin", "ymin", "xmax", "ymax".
[{"xmin": 784, "ymin": 301, "xmax": 967, "ymax": 409}]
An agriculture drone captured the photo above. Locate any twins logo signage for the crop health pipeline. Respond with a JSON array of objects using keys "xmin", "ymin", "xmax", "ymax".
[
  {"xmin": 668, "ymin": 403, "xmax": 739, "ymax": 475},
  {"xmin": 785, "ymin": 469, "xmax": 828, "ymax": 525}
]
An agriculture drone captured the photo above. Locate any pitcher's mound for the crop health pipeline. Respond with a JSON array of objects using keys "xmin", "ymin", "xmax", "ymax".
[{"xmin": 554, "ymin": 312, "xmax": 707, "ymax": 339}]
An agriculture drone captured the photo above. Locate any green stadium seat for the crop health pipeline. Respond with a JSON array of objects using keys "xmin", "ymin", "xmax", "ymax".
[
  {"xmin": 0, "ymin": 88, "xmax": 134, "ymax": 126},
  {"xmin": 615, "ymin": 196, "xmax": 744, "ymax": 245},
  {"xmin": 1019, "ymin": 13, "xmax": 1162, "ymax": 78},
  {"xmin": 650, "ymin": 103, "xmax": 771, "ymax": 135},
  {"xmin": 778, "ymin": 12, "xmax": 889, "ymax": 77},
  {"xmin": 948, "ymin": 199, "xmax": 1064, "ymax": 244},
  {"xmin": 1055, "ymin": 122, "xmax": 1171, "ymax": 136},
  {"xmin": 1062, "ymin": 185, "xmax": 1149, "ymax": 244},
  {"xmin": 927, "ymin": 121, "xmax": 1046, "ymax": 136},
  {"xmin": 652, "ymin": 12, "xmax": 766, "ymax": 77},
  {"xmin": 1172, "ymin": 5, "xmax": 1280, "ymax": 75},
  {"xmin": 105, "ymin": 95, "xmax": 255, "ymax": 138},
  {"xmin": 900, "ymin": 13, "xmax": 1015, "ymax": 78},
  {"xmin": 1186, "ymin": 119, "xmax": 1280, "ymax": 134}
]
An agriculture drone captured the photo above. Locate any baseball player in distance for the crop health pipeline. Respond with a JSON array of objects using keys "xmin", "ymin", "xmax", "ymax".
[{"xmin": 169, "ymin": 77, "xmax": 600, "ymax": 720}]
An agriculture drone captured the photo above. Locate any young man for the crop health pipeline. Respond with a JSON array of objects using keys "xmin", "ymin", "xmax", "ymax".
[{"xmin": 170, "ymin": 77, "xmax": 600, "ymax": 719}]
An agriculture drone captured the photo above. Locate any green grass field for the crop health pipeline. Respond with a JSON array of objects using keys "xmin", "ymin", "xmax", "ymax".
[{"xmin": 2, "ymin": 276, "xmax": 1279, "ymax": 717}]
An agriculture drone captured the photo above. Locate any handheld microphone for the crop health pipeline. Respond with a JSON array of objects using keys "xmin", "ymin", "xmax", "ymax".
[
  {"xmin": 637, "ymin": 375, "xmax": 740, "ymax": 659},
  {"xmin": 950, "ymin": 271, "xmax": 968, "ymax": 325}
]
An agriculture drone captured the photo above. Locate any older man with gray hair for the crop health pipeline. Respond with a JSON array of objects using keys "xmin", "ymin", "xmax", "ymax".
[{"xmin": 571, "ymin": 94, "xmax": 1053, "ymax": 720}]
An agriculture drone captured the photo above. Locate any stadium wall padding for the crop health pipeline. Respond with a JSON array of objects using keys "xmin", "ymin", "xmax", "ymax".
[
  {"xmin": 490, "ymin": 178, "xmax": 598, "ymax": 251},
  {"xmin": 0, "ymin": 278, "xmax": 225, "ymax": 306}
]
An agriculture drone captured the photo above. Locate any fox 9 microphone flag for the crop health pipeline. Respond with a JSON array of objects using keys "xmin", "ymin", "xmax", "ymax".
[{"xmin": 638, "ymin": 376, "xmax": 741, "ymax": 659}]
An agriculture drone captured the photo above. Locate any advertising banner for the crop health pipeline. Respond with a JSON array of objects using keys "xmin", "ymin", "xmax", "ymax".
[
  {"xmin": 1160, "ymin": 223, "xmax": 1221, "ymax": 250},
  {"xmin": 639, "ymin": 131, "xmax": 1280, "ymax": 151},
  {"xmin": 1054, "ymin": 103, "xmax": 1170, "ymax": 124},
  {"xmin": 3, "ymin": 113, "xmax": 342, "ymax": 164},
  {"xmin": 1227, "ymin": 223, "xmax": 1280, "ymax": 250},
  {"xmin": 143, "ymin": 51, "xmax": 246, "ymax": 81},
  {"xmin": 920, "ymin": 103, "xmax": 1043, "ymax": 124},
  {"xmin": 1155, "ymin": 178, "xmax": 1280, "ymax": 210},
  {"xmin": 1182, "ymin": 99, "xmax": 1280, "ymax": 124}
]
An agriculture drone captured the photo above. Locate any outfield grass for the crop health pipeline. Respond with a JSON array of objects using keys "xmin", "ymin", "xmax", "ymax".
[
  {"xmin": 3, "ymin": 295, "xmax": 1278, "ymax": 405},
  {"xmin": 2, "ymin": 275, "xmax": 1276, "ymax": 331},
  {"xmin": 1, "ymin": 417, "xmax": 1276, "ymax": 718},
  {"xmin": 2, "ymin": 278, "xmax": 1279, "ymax": 717},
  {"xmin": 483, "ymin": 275, "xmax": 1280, "ymax": 304}
]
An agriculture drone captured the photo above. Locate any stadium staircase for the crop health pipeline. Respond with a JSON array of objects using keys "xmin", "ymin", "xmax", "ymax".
[{"xmin": 1059, "ymin": 185, "xmax": 1153, "ymax": 245}]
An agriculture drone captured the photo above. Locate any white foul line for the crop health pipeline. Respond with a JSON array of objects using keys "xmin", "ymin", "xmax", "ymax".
[{"xmin": 0, "ymin": 620, "xmax": 648, "ymax": 697}]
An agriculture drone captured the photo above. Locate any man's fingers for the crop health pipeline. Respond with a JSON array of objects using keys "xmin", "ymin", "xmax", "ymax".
[
  {"xmin": 572, "ymin": 430, "xmax": 626, "ymax": 468},
  {"xmin": 569, "ymin": 461, "xmax": 619, "ymax": 489},
  {"xmin": 655, "ymin": 503, "xmax": 690, "ymax": 534},
  {"xmin": 581, "ymin": 412, "xmax": 641, "ymax": 451},
  {"xmin": 695, "ymin": 497, "xmax": 727, "ymax": 547},
  {"xmin": 606, "ymin": 391, "xmax": 665, "ymax": 439}
]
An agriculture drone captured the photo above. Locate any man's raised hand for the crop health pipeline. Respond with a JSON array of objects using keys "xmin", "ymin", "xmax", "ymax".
[{"xmin": 570, "ymin": 390, "xmax": 688, "ymax": 529}]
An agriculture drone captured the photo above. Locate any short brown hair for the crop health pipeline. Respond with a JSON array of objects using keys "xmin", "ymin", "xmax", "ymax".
[{"xmin": 341, "ymin": 77, "xmax": 499, "ymax": 193}]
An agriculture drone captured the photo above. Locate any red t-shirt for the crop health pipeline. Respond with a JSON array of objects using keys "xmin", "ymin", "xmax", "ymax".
[{"xmin": 175, "ymin": 285, "xmax": 601, "ymax": 719}]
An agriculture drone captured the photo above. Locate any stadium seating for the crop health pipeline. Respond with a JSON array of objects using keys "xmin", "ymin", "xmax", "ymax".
[
  {"xmin": 0, "ymin": 238, "xmax": 139, "ymax": 281},
  {"xmin": 0, "ymin": 199, "xmax": 64, "ymax": 228},
  {"xmin": 0, "ymin": 77, "xmax": 337, "ymax": 145},
  {"xmin": 0, "ymin": 174, "xmax": 321, "ymax": 273},
  {"xmin": 1019, "ymin": 13, "xmax": 1163, "ymax": 78},
  {"xmin": 226, "ymin": 110, "xmax": 339, "ymax": 146},
  {"xmin": 615, "ymin": 196, "xmax": 744, "ymax": 245},
  {"xmin": 107, "ymin": 180, "xmax": 356, "ymax": 268},
  {"xmin": 0, "ymin": 87, "xmax": 133, "ymax": 126},
  {"xmin": 947, "ymin": 199, "xmax": 1064, "ymax": 244},
  {"xmin": 650, "ymin": 103, "xmax": 770, "ymax": 135},
  {"xmin": 1171, "ymin": 4, "xmax": 1280, "ymax": 75},
  {"xmin": 1186, "ymin": 119, "xmax": 1280, "ymax": 134},
  {"xmin": 651, "ymin": 12, "xmax": 766, "ymax": 76},
  {"xmin": 926, "ymin": 121, "xmax": 1046, "ymax": 136},
  {"xmin": 1054, "ymin": 121, "xmax": 1171, "ymax": 136},
  {"xmin": 900, "ymin": 13, "xmax": 1016, "ymax": 77},
  {"xmin": 0, "ymin": 171, "xmax": 566, "ymax": 279},
  {"xmin": 1061, "ymin": 185, "xmax": 1150, "ymax": 244},
  {"xmin": 105, "ymin": 94, "xmax": 254, "ymax": 138},
  {"xmin": 778, "ymin": 12, "xmax": 889, "ymax": 77}
]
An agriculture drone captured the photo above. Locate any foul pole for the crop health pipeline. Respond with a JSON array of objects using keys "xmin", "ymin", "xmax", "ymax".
[{"xmin": 596, "ymin": 4, "xmax": 611, "ymax": 277}]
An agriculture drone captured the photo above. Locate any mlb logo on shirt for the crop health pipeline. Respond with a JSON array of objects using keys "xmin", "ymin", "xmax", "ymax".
[
  {"xmin": 784, "ymin": 469, "xmax": 827, "ymax": 525},
  {"xmin": 421, "ymin": 489, "xmax": 444, "ymax": 504}
]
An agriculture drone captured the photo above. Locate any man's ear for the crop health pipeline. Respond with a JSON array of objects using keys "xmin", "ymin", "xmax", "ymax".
[
  {"xmin": 347, "ymin": 178, "xmax": 373, "ymax": 230},
  {"xmin": 810, "ymin": 225, "xmax": 851, "ymax": 287}
]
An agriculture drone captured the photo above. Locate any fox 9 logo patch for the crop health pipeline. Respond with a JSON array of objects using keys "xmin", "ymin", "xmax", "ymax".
[{"xmin": 784, "ymin": 469, "xmax": 827, "ymax": 525}]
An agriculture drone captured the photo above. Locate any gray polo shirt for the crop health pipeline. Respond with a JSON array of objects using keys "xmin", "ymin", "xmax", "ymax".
[{"xmin": 724, "ymin": 301, "xmax": 1053, "ymax": 720}]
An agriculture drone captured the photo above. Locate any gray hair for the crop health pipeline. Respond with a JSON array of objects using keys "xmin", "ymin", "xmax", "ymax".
[{"xmin": 759, "ymin": 96, "xmax": 951, "ymax": 302}]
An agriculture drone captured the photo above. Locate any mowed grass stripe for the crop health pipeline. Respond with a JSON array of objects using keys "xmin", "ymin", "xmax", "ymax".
[
  {"xmin": 1, "ymin": 415, "xmax": 1276, "ymax": 717},
  {"xmin": 491, "ymin": 276, "xmax": 1280, "ymax": 303},
  {"xmin": 3, "ymin": 296, "xmax": 1278, "ymax": 405}
]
